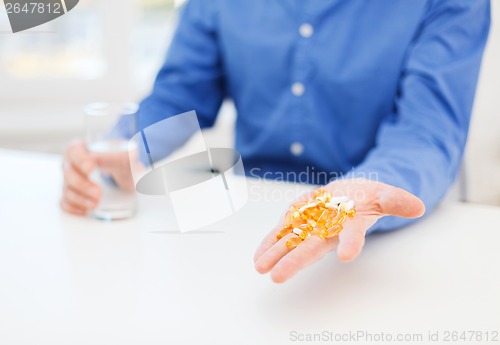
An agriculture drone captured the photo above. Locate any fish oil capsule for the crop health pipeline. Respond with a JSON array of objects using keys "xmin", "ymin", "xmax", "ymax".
[
  {"xmin": 343, "ymin": 200, "xmax": 355, "ymax": 212},
  {"xmin": 286, "ymin": 237, "xmax": 303, "ymax": 249},
  {"xmin": 278, "ymin": 192, "xmax": 355, "ymax": 247},
  {"xmin": 284, "ymin": 211, "xmax": 293, "ymax": 228},
  {"xmin": 277, "ymin": 227, "xmax": 293, "ymax": 240},
  {"xmin": 290, "ymin": 218, "xmax": 304, "ymax": 228},
  {"xmin": 287, "ymin": 216, "xmax": 304, "ymax": 228},
  {"xmin": 330, "ymin": 211, "xmax": 346, "ymax": 225},
  {"xmin": 347, "ymin": 208, "xmax": 356, "ymax": 218},
  {"xmin": 307, "ymin": 219, "xmax": 317, "ymax": 227},
  {"xmin": 312, "ymin": 227, "xmax": 328, "ymax": 239},
  {"xmin": 326, "ymin": 224, "xmax": 343, "ymax": 238},
  {"xmin": 299, "ymin": 230, "xmax": 309, "ymax": 240},
  {"xmin": 316, "ymin": 209, "xmax": 328, "ymax": 227},
  {"xmin": 287, "ymin": 205, "xmax": 295, "ymax": 214},
  {"xmin": 337, "ymin": 213, "xmax": 347, "ymax": 224},
  {"xmin": 324, "ymin": 218, "xmax": 336, "ymax": 230},
  {"xmin": 299, "ymin": 200, "xmax": 320, "ymax": 212},
  {"xmin": 330, "ymin": 196, "xmax": 348, "ymax": 205},
  {"xmin": 325, "ymin": 211, "xmax": 342, "ymax": 225},
  {"xmin": 309, "ymin": 208, "xmax": 324, "ymax": 220},
  {"xmin": 299, "ymin": 223, "xmax": 313, "ymax": 232}
]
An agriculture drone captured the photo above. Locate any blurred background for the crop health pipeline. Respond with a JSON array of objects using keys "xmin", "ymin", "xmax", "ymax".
[{"xmin": 0, "ymin": 0, "xmax": 499, "ymax": 205}]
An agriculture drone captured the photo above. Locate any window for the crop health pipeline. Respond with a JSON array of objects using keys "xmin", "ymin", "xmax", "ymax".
[{"xmin": 0, "ymin": 0, "xmax": 186, "ymax": 103}]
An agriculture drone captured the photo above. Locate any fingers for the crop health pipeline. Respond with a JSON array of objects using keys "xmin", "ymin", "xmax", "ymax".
[
  {"xmin": 63, "ymin": 162, "xmax": 101, "ymax": 201},
  {"xmin": 64, "ymin": 184, "xmax": 98, "ymax": 209},
  {"xmin": 65, "ymin": 140, "xmax": 94, "ymax": 176},
  {"xmin": 255, "ymin": 233, "xmax": 296, "ymax": 274},
  {"xmin": 253, "ymin": 223, "xmax": 283, "ymax": 263},
  {"xmin": 60, "ymin": 180, "xmax": 100, "ymax": 215},
  {"xmin": 253, "ymin": 189, "xmax": 317, "ymax": 263},
  {"xmin": 377, "ymin": 184, "xmax": 425, "ymax": 218},
  {"xmin": 61, "ymin": 140, "xmax": 101, "ymax": 215},
  {"xmin": 269, "ymin": 236, "xmax": 338, "ymax": 283},
  {"xmin": 336, "ymin": 217, "xmax": 373, "ymax": 262},
  {"xmin": 254, "ymin": 180, "xmax": 426, "ymax": 283},
  {"xmin": 90, "ymin": 151, "xmax": 135, "ymax": 192},
  {"xmin": 60, "ymin": 199, "xmax": 87, "ymax": 216}
]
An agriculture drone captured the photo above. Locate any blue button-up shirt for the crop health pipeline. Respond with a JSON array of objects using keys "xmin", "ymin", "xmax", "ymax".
[{"xmin": 133, "ymin": 0, "xmax": 490, "ymax": 232}]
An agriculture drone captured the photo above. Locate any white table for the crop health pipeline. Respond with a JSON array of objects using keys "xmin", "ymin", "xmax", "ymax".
[{"xmin": 0, "ymin": 150, "xmax": 499, "ymax": 345}]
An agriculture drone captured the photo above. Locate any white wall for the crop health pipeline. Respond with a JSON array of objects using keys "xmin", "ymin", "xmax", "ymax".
[{"xmin": 465, "ymin": 1, "xmax": 500, "ymax": 205}]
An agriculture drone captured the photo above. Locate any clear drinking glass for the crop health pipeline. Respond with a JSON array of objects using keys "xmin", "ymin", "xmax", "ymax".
[{"xmin": 84, "ymin": 102, "xmax": 139, "ymax": 221}]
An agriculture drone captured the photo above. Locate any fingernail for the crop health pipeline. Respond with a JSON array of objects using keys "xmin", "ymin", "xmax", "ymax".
[{"xmin": 85, "ymin": 199, "xmax": 95, "ymax": 208}]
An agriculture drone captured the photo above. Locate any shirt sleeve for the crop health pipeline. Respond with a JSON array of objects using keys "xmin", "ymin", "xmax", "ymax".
[
  {"xmin": 351, "ymin": 0, "xmax": 491, "ymax": 232},
  {"xmin": 133, "ymin": 0, "xmax": 225, "ymax": 158}
]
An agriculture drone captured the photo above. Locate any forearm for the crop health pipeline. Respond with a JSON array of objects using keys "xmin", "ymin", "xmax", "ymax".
[{"xmin": 349, "ymin": 0, "xmax": 490, "ymax": 233}]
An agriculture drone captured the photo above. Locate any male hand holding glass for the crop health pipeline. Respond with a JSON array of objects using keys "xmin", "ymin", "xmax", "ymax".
[
  {"xmin": 61, "ymin": 103, "xmax": 139, "ymax": 220},
  {"xmin": 61, "ymin": 0, "xmax": 490, "ymax": 282}
]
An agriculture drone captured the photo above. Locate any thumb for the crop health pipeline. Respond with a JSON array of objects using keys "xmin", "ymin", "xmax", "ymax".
[{"xmin": 378, "ymin": 184, "xmax": 426, "ymax": 218}]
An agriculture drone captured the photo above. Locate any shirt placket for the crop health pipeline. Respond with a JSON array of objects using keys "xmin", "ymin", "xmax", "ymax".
[{"xmin": 289, "ymin": 7, "xmax": 315, "ymax": 161}]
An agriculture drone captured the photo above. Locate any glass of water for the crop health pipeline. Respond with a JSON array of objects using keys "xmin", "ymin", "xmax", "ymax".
[{"xmin": 84, "ymin": 102, "xmax": 139, "ymax": 221}]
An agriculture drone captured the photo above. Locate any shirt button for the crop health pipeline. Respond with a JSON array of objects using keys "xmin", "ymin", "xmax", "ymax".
[
  {"xmin": 299, "ymin": 23, "xmax": 314, "ymax": 38},
  {"xmin": 291, "ymin": 82, "xmax": 305, "ymax": 96},
  {"xmin": 290, "ymin": 142, "xmax": 304, "ymax": 156}
]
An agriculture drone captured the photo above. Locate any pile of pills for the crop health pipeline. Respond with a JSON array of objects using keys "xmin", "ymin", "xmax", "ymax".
[{"xmin": 276, "ymin": 190, "xmax": 356, "ymax": 249}]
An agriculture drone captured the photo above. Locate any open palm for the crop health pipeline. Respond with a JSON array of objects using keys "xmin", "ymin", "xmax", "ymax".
[{"xmin": 254, "ymin": 178, "xmax": 425, "ymax": 283}]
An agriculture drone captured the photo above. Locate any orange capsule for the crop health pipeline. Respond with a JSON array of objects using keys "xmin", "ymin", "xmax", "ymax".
[
  {"xmin": 312, "ymin": 227, "xmax": 328, "ymax": 239},
  {"xmin": 299, "ymin": 223, "xmax": 313, "ymax": 232},
  {"xmin": 276, "ymin": 227, "xmax": 292, "ymax": 240},
  {"xmin": 307, "ymin": 219, "xmax": 317, "ymax": 227},
  {"xmin": 326, "ymin": 224, "xmax": 343, "ymax": 238},
  {"xmin": 286, "ymin": 237, "xmax": 303, "ymax": 249},
  {"xmin": 306, "ymin": 199, "xmax": 321, "ymax": 209},
  {"xmin": 299, "ymin": 231, "xmax": 309, "ymax": 240},
  {"xmin": 327, "ymin": 211, "xmax": 345, "ymax": 225},
  {"xmin": 347, "ymin": 208, "xmax": 356, "ymax": 218},
  {"xmin": 316, "ymin": 209, "xmax": 329, "ymax": 227},
  {"xmin": 286, "ymin": 204, "xmax": 302, "ymax": 226},
  {"xmin": 285, "ymin": 194, "xmax": 354, "ymax": 242},
  {"xmin": 310, "ymin": 208, "xmax": 324, "ymax": 220},
  {"xmin": 288, "ymin": 205, "xmax": 303, "ymax": 220},
  {"xmin": 338, "ymin": 213, "xmax": 347, "ymax": 224},
  {"xmin": 290, "ymin": 217, "xmax": 305, "ymax": 228},
  {"xmin": 316, "ymin": 193, "xmax": 332, "ymax": 205},
  {"xmin": 301, "ymin": 213, "xmax": 310, "ymax": 221},
  {"xmin": 284, "ymin": 212, "xmax": 293, "ymax": 227}
]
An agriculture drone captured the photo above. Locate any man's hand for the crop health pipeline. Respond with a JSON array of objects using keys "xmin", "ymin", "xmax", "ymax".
[
  {"xmin": 60, "ymin": 140, "xmax": 136, "ymax": 215},
  {"xmin": 254, "ymin": 179, "xmax": 425, "ymax": 283}
]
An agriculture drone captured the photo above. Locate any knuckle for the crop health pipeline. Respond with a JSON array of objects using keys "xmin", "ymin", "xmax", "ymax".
[
  {"xmin": 66, "ymin": 172, "xmax": 81, "ymax": 190},
  {"xmin": 66, "ymin": 189, "xmax": 82, "ymax": 205},
  {"xmin": 283, "ymin": 254, "xmax": 300, "ymax": 269}
]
